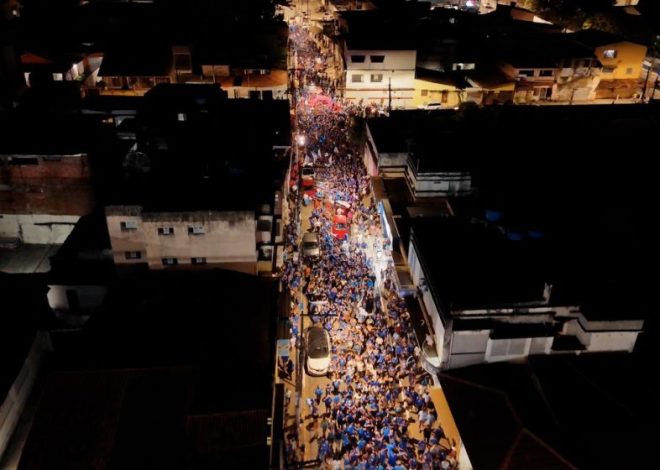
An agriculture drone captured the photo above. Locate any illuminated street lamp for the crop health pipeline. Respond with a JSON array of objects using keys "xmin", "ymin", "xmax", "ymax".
[{"xmin": 296, "ymin": 134, "xmax": 306, "ymax": 147}]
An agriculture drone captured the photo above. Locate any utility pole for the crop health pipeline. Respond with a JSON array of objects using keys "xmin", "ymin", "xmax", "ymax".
[
  {"xmin": 642, "ymin": 63, "xmax": 652, "ymax": 103},
  {"xmin": 388, "ymin": 74, "xmax": 392, "ymax": 113}
]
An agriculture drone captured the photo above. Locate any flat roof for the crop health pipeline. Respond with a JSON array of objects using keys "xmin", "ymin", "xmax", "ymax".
[
  {"xmin": 18, "ymin": 368, "xmax": 194, "ymax": 470},
  {"xmin": 367, "ymin": 111, "xmax": 476, "ymax": 172},
  {"xmin": 0, "ymin": 112, "xmax": 96, "ymax": 155},
  {"xmin": 107, "ymin": 88, "xmax": 291, "ymax": 212},
  {"xmin": 51, "ymin": 270, "xmax": 277, "ymax": 412},
  {"xmin": 440, "ymin": 353, "xmax": 660, "ymax": 469},
  {"xmin": 409, "ymin": 217, "xmax": 551, "ymax": 312},
  {"xmin": 342, "ymin": 11, "xmax": 419, "ymax": 51},
  {"xmin": 98, "ymin": 42, "xmax": 172, "ymax": 77}
]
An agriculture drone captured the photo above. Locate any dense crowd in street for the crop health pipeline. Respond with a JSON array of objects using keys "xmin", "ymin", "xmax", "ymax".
[{"xmin": 281, "ymin": 17, "xmax": 457, "ymax": 470}]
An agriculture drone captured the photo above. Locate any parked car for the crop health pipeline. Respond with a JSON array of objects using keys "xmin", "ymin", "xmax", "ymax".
[
  {"xmin": 418, "ymin": 101, "xmax": 442, "ymax": 110},
  {"xmin": 302, "ymin": 163, "xmax": 315, "ymax": 179},
  {"xmin": 302, "ymin": 231, "xmax": 320, "ymax": 259},
  {"xmin": 305, "ymin": 326, "xmax": 331, "ymax": 376},
  {"xmin": 331, "ymin": 214, "xmax": 349, "ymax": 240}
]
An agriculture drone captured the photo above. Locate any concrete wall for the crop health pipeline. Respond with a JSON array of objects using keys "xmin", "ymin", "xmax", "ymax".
[
  {"xmin": 0, "ymin": 154, "xmax": 93, "ymax": 243},
  {"xmin": 47, "ymin": 285, "xmax": 108, "ymax": 312},
  {"xmin": 408, "ymin": 239, "xmax": 445, "ymax": 364},
  {"xmin": 106, "ymin": 207, "xmax": 258, "ymax": 273},
  {"xmin": 0, "ymin": 214, "xmax": 79, "ymax": 244},
  {"xmin": 377, "ymin": 152, "xmax": 408, "ymax": 177},
  {"xmin": 405, "ymin": 167, "xmax": 472, "ymax": 198},
  {"xmin": 106, "ymin": 208, "xmax": 147, "ymax": 264},
  {"xmin": 0, "ymin": 154, "xmax": 90, "ymax": 182}
]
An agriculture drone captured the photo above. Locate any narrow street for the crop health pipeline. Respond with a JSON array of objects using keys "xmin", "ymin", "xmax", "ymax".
[{"xmin": 278, "ymin": 5, "xmax": 459, "ymax": 470}]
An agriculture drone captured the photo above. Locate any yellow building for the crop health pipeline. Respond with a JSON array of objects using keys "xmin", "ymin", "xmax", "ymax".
[
  {"xmin": 574, "ymin": 30, "xmax": 647, "ymax": 80},
  {"xmin": 413, "ymin": 69, "xmax": 466, "ymax": 109}
]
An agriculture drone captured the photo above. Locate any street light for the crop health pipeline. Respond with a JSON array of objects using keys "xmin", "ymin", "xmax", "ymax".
[{"xmin": 296, "ymin": 134, "xmax": 306, "ymax": 147}]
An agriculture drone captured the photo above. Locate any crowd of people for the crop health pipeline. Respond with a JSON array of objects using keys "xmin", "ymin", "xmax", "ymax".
[{"xmin": 281, "ymin": 17, "xmax": 458, "ymax": 470}]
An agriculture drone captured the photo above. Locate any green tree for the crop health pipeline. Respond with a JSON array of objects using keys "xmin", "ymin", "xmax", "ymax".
[{"xmin": 583, "ymin": 12, "xmax": 620, "ymax": 33}]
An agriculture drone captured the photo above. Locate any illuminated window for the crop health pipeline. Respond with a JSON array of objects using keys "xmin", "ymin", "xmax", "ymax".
[
  {"xmin": 370, "ymin": 74, "xmax": 383, "ymax": 83},
  {"xmin": 125, "ymin": 251, "xmax": 142, "ymax": 260},
  {"xmin": 177, "ymin": 113, "xmax": 187, "ymax": 121},
  {"xmin": 351, "ymin": 74, "xmax": 363, "ymax": 83},
  {"xmin": 351, "ymin": 55, "xmax": 365, "ymax": 63},
  {"xmin": 603, "ymin": 49, "xmax": 617, "ymax": 59},
  {"xmin": 188, "ymin": 225, "xmax": 205, "ymax": 235}
]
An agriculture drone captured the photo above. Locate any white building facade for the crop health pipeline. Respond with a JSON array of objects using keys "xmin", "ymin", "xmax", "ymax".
[{"xmin": 343, "ymin": 49, "xmax": 417, "ymax": 109}]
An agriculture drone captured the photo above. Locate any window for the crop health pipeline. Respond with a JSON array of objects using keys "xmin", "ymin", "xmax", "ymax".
[
  {"xmin": 257, "ymin": 219, "xmax": 271, "ymax": 231},
  {"xmin": 191, "ymin": 257, "xmax": 207, "ymax": 265},
  {"xmin": 162, "ymin": 257, "xmax": 178, "ymax": 266},
  {"xmin": 370, "ymin": 73, "xmax": 383, "ymax": 83},
  {"xmin": 52, "ymin": 73, "xmax": 63, "ymax": 81},
  {"xmin": 518, "ymin": 69, "xmax": 534, "ymax": 77},
  {"xmin": 8, "ymin": 157, "xmax": 39, "ymax": 165},
  {"xmin": 120, "ymin": 221, "xmax": 138, "ymax": 231},
  {"xmin": 351, "ymin": 55, "xmax": 365, "ymax": 63},
  {"xmin": 626, "ymin": 67, "xmax": 633, "ymax": 75},
  {"xmin": 539, "ymin": 70, "xmax": 554, "ymax": 77},
  {"xmin": 158, "ymin": 227, "xmax": 174, "ymax": 236},
  {"xmin": 421, "ymin": 89, "xmax": 428, "ymax": 97},
  {"xmin": 603, "ymin": 49, "xmax": 617, "ymax": 59},
  {"xmin": 351, "ymin": 74, "xmax": 363, "ymax": 83},
  {"xmin": 177, "ymin": 113, "xmax": 187, "ymax": 122},
  {"xmin": 125, "ymin": 251, "xmax": 142, "ymax": 260},
  {"xmin": 42, "ymin": 156, "xmax": 62, "ymax": 162},
  {"xmin": 188, "ymin": 225, "xmax": 205, "ymax": 235},
  {"xmin": 370, "ymin": 55, "xmax": 385, "ymax": 63},
  {"xmin": 441, "ymin": 90, "xmax": 449, "ymax": 103},
  {"xmin": 603, "ymin": 66, "xmax": 615, "ymax": 73}
]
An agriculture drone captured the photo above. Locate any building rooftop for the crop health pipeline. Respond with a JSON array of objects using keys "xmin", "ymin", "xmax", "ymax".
[
  {"xmin": 368, "ymin": 111, "xmax": 475, "ymax": 172},
  {"xmin": 341, "ymin": 10, "xmax": 419, "ymax": 50},
  {"xmin": 571, "ymin": 29, "xmax": 628, "ymax": 48},
  {"xmin": 440, "ymin": 353, "xmax": 660, "ymax": 469},
  {"xmin": 108, "ymin": 86, "xmax": 291, "ymax": 212},
  {"xmin": 19, "ymin": 269, "xmax": 278, "ymax": 469},
  {"xmin": 0, "ymin": 112, "xmax": 96, "ymax": 155},
  {"xmin": 99, "ymin": 42, "xmax": 172, "ymax": 77},
  {"xmin": 409, "ymin": 217, "xmax": 552, "ymax": 313},
  {"xmin": 497, "ymin": 34, "xmax": 598, "ymax": 69},
  {"xmin": 48, "ymin": 211, "xmax": 115, "ymax": 285}
]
